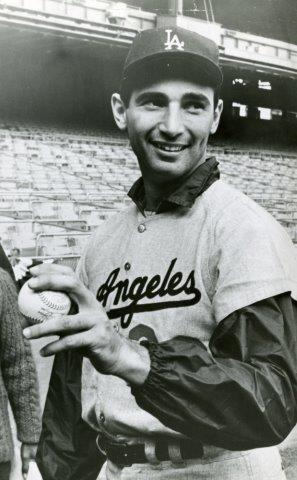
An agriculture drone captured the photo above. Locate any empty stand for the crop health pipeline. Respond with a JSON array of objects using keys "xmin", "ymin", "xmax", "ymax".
[
  {"xmin": 0, "ymin": 122, "xmax": 138, "ymax": 255},
  {"xmin": 0, "ymin": 122, "xmax": 296, "ymax": 260}
]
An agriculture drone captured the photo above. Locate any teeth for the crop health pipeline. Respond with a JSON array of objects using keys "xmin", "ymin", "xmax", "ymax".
[{"xmin": 153, "ymin": 142, "xmax": 185, "ymax": 152}]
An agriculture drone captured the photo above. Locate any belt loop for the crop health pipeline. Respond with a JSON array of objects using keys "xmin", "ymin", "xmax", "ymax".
[
  {"xmin": 168, "ymin": 441, "xmax": 185, "ymax": 465},
  {"xmin": 144, "ymin": 441, "xmax": 160, "ymax": 465}
]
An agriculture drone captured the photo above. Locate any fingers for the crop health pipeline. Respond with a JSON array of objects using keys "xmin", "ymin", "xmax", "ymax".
[
  {"xmin": 22, "ymin": 457, "xmax": 30, "ymax": 480},
  {"xmin": 28, "ymin": 264, "xmax": 98, "ymax": 309},
  {"xmin": 38, "ymin": 329, "xmax": 96, "ymax": 357},
  {"xmin": 21, "ymin": 444, "xmax": 37, "ymax": 480},
  {"xmin": 30, "ymin": 263, "xmax": 73, "ymax": 277},
  {"xmin": 29, "ymin": 272, "xmax": 82, "ymax": 297},
  {"xmin": 23, "ymin": 313, "xmax": 94, "ymax": 340}
]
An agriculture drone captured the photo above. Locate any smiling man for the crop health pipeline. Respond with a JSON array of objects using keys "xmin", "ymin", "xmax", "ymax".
[
  {"xmin": 112, "ymin": 74, "xmax": 222, "ymax": 210},
  {"xmin": 24, "ymin": 27, "xmax": 297, "ymax": 480}
]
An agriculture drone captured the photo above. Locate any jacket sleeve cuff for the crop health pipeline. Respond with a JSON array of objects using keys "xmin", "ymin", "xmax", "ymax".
[
  {"xmin": 131, "ymin": 337, "xmax": 209, "ymax": 402},
  {"xmin": 131, "ymin": 341, "xmax": 166, "ymax": 402}
]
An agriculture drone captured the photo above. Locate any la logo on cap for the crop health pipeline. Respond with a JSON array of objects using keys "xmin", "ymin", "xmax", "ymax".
[{"xmin": 164, "ymin": 29, "xmax": 185, "ymax": 51}]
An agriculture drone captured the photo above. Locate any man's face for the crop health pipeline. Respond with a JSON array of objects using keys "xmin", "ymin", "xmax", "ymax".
[{"xmin": 112, "ymin": 77, "xmax": 222, "ymax": 185}]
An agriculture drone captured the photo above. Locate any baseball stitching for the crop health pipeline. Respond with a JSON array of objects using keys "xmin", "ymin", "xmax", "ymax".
[{"xmin": 39, "ymin": 292, "xmax": 70, "ymax": 311}]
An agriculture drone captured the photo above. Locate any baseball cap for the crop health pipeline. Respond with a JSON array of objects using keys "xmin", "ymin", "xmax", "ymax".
[{"xmin": 121, "ymin": 26, "xmax": 223, "ymax": 89}]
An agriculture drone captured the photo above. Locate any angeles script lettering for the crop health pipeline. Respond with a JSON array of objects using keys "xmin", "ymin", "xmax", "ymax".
[{"xmin": 97, "ymin": 258, "xmax": 201, "ymax": 328}]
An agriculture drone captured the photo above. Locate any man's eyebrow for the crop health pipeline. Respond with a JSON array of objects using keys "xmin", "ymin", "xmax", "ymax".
[
  {"xmin": 133, "ymin": 91, "xmax": 211, "ymax": 105},
  {"xmin": 134, "ymin": 91, "xmax": 167, "ymax": 104},
  {"xmin": 182, "ymin": 93, "xmax": 210, "ymax": 105}
]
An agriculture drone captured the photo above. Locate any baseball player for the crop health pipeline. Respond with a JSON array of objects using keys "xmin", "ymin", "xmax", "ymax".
[{"xmin": 24, "ymin": 27, "xmax": 297, "ymax": 479}]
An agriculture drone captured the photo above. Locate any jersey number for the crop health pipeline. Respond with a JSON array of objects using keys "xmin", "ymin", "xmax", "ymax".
[{"xmin": 128, "ymin": 324, "xmax": 157, "ymax": 343}]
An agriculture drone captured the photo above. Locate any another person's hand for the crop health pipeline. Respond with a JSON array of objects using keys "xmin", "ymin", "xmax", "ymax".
[
  {"xmin": 21, "ymin": 443, "xmax": 38, "ymax": 480},
  {"xmin": 23, "ymin": 264, "xmax": 150, "ymax": 385}
]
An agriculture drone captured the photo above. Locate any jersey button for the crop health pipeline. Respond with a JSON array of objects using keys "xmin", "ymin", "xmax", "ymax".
[
  {"xmin": 99, "ymin": 413, "xmax": 105, "ymax": 423},
  {"xmin": 138, "ymin": 224, "xmax": 146, "ymax": 233},
  {"xmin": 124, "ymin": 262, "xmax": 131, "ymax": 271}
]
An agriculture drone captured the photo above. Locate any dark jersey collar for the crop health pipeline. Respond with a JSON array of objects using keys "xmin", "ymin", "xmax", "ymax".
[{"xmin": 128, "ymin": 156, "xmax": 220, "ymax": 214}]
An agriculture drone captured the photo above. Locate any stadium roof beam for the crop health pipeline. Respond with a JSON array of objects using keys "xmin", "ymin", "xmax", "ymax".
[
  {"xmin": 1, "ymin": 2, "xmax": 297, "ymax": 80},
  {"xmin": 222, "ymin": 57, "xmax": 297, "ymax": 81},
  {"xmin": 0, "ymin": 3, "xmax": 138, "ymax": 48}
]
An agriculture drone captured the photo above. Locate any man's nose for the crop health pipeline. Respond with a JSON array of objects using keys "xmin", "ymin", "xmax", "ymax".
[{"xmin": 159, "ymin": 105, "xmax": 184, "ymax": 138}]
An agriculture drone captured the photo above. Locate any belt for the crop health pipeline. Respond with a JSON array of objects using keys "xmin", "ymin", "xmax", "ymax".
[{"xmin": 96, "ymin": 433, "xmax": 204, "ymax": 467}]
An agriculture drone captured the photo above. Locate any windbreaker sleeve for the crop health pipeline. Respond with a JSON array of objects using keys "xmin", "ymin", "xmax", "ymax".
[{"xmin": 131, "ymin": 293, "xmax": 297, "ymax": 450}]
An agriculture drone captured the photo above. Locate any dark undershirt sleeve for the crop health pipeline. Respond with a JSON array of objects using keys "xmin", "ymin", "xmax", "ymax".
[{"xmin": 131, "ymin": 292, "xmax": 297, "ymax": 450}]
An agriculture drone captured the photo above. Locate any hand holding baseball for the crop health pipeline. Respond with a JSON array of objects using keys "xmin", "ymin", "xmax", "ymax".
[
  {"xmin": 18, "ymin": 280, "xmax": 71, "ymax": 324},
  {"xmin": 22, "ymin": 264, "xmax": 150, "ymax": 384}
]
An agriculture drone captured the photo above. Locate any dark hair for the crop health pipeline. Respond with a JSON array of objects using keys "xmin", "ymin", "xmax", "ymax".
[{"xmin": 120, "ymin": 59, "xmax": 221, "ymax": 109}]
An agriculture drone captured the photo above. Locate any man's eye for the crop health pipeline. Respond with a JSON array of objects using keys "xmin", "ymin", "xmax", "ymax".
[
  {"xmin": 185, "ymin": 103, "xmax": 204, "ymax": 113},
  {"xmin": 141, "ymin": 98, "xmax": 165, "ymax": 109},
  {"xmin": 145, "ymin": 101, "xmax": 160, "ymax": 108}
]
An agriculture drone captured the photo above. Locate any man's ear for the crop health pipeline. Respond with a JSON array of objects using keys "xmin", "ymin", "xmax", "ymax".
[
  {"xmin": 111, "ymin": 93, "xmax": 127, "ymax": 131},
  {"xmin": 210, "ymin": 99, "xmax": 223, "ymax": 135}
]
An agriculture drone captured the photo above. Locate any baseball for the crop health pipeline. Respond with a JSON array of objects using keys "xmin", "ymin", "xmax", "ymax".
[{"xmin": 18, "ymin": 280, "xmax": 71, "ymax": 324}]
